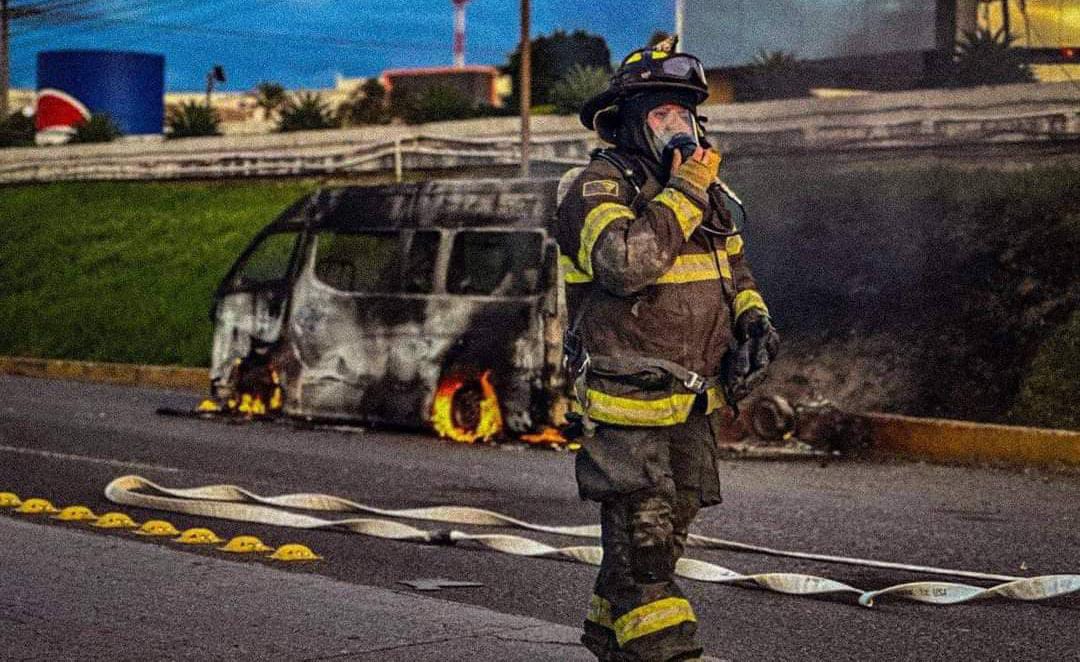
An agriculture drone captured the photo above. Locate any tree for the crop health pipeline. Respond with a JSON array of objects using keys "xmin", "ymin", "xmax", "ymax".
[
  {"xmin": 941, "ymin": 27, "xmax": 1035, "ymax": 88},
  {"xmin": 254, "ymin": 81, "xmax": 287, "ymax": 120},
  {"xmin": 276, "ymin": 91, "xmax": 339, "ymax": 132},
  {"xmin": 551, "ymin": 64, "xmax": 610, "ymax": 116},
  {"xmin": 166, "ymin": 101, "xmax": 221, "ymax": 139},
  {"xmin": 740, "ymin": 49, "xmax": 809, "ymax": 101},
  {"xmin": 71, "ymin": 112, "xmax": 121, "ymax": 143},
  {"xmin": 504, "ymin": 29, "xmax": 611, "ymax": 109},
  {"xmin": 337, "ymin": 78, "xmax": 389, "ymax": 126},
  {"xmin": 0, "ymin": 109, "xmax": 34, "ymax": 147},
  {"xmin": 392, "ymin": 85, "xmax": 480, "ymax": 125}
]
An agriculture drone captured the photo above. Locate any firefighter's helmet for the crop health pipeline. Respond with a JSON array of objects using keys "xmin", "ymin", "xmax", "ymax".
[{"xmin": 580, "ymin": 36, "xmax": 709, "ymax": 144}]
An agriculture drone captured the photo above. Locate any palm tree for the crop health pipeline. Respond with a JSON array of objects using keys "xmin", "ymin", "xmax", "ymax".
[
  {"xmin": 166, "ymin": 101, "xmax": 221, "ymax": 138},
  {"xmin": 551, "ymin": 64, "xmax": 609, "ymax": 115},
  {"xmin": 254, "ymin": 81, "xmax": 287, "ymax": 120},
  {"xmin": 277, "ymin": 92, "xmax": 338, "ymax": 132},
  {"xmin": 947, "ymin": 27, "xmax": 1035, "ymax": 87}
]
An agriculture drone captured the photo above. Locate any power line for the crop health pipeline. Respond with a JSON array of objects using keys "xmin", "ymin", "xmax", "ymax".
[
  {"xmin": 11, "ymin": 0, "xmax": 216, "ymax": 38},
  {"xmin": 11, "ymin": 9, "xmax": 510, "ymax": 55}
]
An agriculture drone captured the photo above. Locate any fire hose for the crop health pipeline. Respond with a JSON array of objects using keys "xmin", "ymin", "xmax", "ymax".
[{"xmin": 105, "ymin": 474, "xmax": 1080, "ymax": 607}]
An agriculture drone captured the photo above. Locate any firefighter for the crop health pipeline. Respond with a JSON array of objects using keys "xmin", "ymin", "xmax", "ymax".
[{"xmin": 553, "ymin": 37, "xmax": 779, "ymax": 661}]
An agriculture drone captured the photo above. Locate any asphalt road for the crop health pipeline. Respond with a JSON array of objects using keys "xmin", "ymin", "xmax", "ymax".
[{"xmin": 1, "ymin": 375, "xmax": 1079, "ymax": 661}]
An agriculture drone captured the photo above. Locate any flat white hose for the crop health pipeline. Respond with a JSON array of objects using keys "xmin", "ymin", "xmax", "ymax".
[{"xmin": 105, "ymin": 475, "xmax": 1080, "ymax": 607}]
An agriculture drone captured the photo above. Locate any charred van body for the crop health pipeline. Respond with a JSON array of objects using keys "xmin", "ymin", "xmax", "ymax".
[{"xmin": 209, "ymin": 179, "xmax": 565, "ymax": 439}]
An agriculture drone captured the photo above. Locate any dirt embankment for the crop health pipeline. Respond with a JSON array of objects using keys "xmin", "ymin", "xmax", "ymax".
[{"xmin": 730, "ymin": 165, "xmax": 1080, "ymax": 430}]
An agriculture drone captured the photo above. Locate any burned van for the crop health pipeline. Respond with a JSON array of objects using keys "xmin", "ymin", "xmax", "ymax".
[{"xmin": 207, "ymin": 179, "xmax": 566, "ymax": 442}]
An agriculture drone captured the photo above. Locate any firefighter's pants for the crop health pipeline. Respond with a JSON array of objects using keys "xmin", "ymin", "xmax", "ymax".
[{"xmin": 575, "ymin": 406, "xmax": 728, "ymax": 661}]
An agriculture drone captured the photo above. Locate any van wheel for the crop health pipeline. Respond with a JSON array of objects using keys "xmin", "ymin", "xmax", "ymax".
[{"xmin": 451, "ymin": 381, "xmax": 484, "ymax": 432}]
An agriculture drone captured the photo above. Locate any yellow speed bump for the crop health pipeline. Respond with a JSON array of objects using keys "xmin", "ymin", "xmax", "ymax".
[
  {"xmin": 175, "ymin": 528, "xmax": 224, "ymax": 545},
  {"xmin": 269, "ymin": 543, "xmax": 321, "ymax": 562},
  {"xmin": 53, "ymin": 506, "xmax": 98, "ymax": 522},
  {"xmin": 93, "ymin": 512, "xmax": 138, "ymax": 529},
  {"xmin": 16, "ymin": 498, "xmax": 59, "ymax": 514},
  {"xmin": 0, "ymin": 492, "xmax": 21, "ymax": 508},
  {"xmin": 219, "ymin": 535, "xmax": 273, "ymax": 553},
  {"xmin": 136, "ymin": 520, "xmax": 181, "ymax": 537}
]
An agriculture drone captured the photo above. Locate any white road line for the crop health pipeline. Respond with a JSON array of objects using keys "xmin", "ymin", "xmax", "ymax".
[{"xmin": 0, "ymin": 444, "xmax": 181, "ymax": 473}]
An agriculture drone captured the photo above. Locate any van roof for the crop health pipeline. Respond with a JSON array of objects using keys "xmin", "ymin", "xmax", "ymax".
[{"xmin": 270, "ymin": 178, "xmax": 561, "ymax": 233}]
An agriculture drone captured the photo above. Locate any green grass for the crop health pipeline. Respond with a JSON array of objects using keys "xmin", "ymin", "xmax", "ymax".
[{"xmin": 0, "ymin": 180, "xmax": 317, "ymax": 366}]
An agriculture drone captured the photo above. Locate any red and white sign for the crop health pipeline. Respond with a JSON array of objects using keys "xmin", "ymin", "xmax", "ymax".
[{"xmin": 35, "ymin": 88, "xmax": 91, "ymax": 133}]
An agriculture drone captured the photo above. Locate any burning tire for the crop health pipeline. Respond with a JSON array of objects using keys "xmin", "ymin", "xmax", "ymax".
[
  {"xmin": 431, "ymin": 371, "xmax": 504, "ymax": 443},
  {"xmin": 749, "ymin": 395, "xmax": 796, "ymax": 442}
]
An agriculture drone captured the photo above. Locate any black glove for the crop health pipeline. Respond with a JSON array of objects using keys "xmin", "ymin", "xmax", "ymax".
[{"xmin": 726, "ymin": 309, "xmax": 780, "ymax": 402}]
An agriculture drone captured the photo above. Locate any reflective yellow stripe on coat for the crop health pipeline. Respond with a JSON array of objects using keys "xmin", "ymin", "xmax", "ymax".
[
  {"xmin": 575, "ymin": 386, "xmax": 727, "ymax": 426},
  {"xmin": 733, "ymin": 289, "xmax": 768, "ymax": 318},
  {"xmin": 565, "ymin": 251, "xmax": 733, "ymax": 286},
  {"xmin": 655, "ymin": 250, "xmax": 732, "ymax": 284},
  {"xmin": 586, "ymin": 594, "xmax": 613, "ymax": 629},
  {"xmin": 652, "ymin": 188, "xmax": 702, "ymax": 238},
  {"xmin": 560, "ymin": 254, "xmax": 592, "ymax": 284},
  {"xmin": 578, "ymin": 202, "xmax": 636, "ymax": 276},
  {"xmin": 613, "ymin": 597, "xmax": 697, "ymax": 647}
]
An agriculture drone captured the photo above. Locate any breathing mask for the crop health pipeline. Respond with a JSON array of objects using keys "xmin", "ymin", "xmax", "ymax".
[{"xmin": 645, "ymin": 104, "xmax": 702, "ymax": 172}]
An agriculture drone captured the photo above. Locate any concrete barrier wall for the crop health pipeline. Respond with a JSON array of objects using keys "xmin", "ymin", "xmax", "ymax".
[
  {"xmin": 0, "ymin": 357, "xmax": 206, "ymax": 393},
  {"xmin": 864, "ymin": 412, "xmax": 1080, "ymax": 468},
  {"xmin": 2, "ymin": 82, "xmax": 1078, "ymax": 184}
]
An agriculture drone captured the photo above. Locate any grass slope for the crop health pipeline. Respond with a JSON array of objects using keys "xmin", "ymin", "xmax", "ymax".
[{"xmin": 0, "ymin": 181, "xmax": 317, "ymax": 367}]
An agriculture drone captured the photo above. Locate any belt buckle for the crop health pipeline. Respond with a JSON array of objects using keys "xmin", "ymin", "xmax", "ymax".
[{"xmin": 684, "ymin": 371, "xmax": 706, "ymax": 393}]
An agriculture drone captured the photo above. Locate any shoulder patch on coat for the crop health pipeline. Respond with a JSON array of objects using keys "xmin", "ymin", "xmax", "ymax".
[{"xmin": 582, "ymin": 179, "xmax": 620, "ymax": 198}]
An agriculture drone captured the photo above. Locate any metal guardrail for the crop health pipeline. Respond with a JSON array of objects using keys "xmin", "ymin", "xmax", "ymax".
[
  {"xmin": 1, "ymin": 84, "xmax": 1078, "ymax": 184},
  {"xmin": 0, "ymin": 134, "xmax": 599, "ymax": 183}
]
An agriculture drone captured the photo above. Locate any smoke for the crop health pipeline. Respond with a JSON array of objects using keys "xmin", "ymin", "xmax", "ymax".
[
  {"xmin": 685, "ymin": 0, "xmax": 937, "ymax": 66},
  {"xmin": 831, "ymin": 0, "xmax": 938, "ymax": 58}
]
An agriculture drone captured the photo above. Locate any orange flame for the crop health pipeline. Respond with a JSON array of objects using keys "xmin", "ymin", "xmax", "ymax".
[
  {"xmin": 206, "ymin": 369, "xmax": 283, "ymax": 419},
  {"xmin": 519, "ymin": 426, "xmax": 568, "ymax": 446},
  {"xmin": 431, "ymin": 371, "xmax": 503, "ymax": 443}
]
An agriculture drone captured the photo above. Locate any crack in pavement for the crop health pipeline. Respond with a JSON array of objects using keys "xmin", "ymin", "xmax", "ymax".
[{"xmin": 300, "ymin": 624, "xmax": 584, "ymax": 660}]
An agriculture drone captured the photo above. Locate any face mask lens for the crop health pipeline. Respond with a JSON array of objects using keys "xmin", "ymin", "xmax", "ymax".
[{"xmin": 645, "ymin": 106, "xmax": 698, "ymax": 159}]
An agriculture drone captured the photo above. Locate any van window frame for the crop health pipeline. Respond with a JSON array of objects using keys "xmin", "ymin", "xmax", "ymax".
[
  {"xmin": 216, "ymin": 227, "xmax": 305, "ymax": 298},
  {"xmin": 307, "ymin": 226, "xmax": 549, "ymax": 301}
]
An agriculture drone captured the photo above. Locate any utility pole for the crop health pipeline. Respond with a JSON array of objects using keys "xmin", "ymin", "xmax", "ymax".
[
  {"xmin": 674, "ymin": 0, "xmax": 684, "ymax": 51},
  {"xmin": 1000, "ymin": 0, "xmax": 1010, "ymax": 43},
  {"xmin": 1, "ymin": 0, "xmax": 10, "ymax": 119},
  {"xmin": 519, "ymin": 0, "xmax": 530, "ymax": 178}
]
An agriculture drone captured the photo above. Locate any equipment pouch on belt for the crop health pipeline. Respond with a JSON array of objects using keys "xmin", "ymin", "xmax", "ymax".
[{"xmin": 587, "ymin": 359, "xmax": 674, "ymax": 391}]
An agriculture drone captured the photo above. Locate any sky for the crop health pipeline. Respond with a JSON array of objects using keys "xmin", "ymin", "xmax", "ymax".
[{"xmin": 8, "ymin": 0, "xmax": 676, "ymax": 92}]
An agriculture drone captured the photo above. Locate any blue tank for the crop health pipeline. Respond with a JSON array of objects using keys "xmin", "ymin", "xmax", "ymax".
[{"xmin": 36, "ymin": 50, "xmax": 165, "ymax": 136}]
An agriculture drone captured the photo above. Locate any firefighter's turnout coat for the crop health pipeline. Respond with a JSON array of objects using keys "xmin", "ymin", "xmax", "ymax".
[{"xmin": 553, "ymin": 150, "xmax": 769, "ymax": 428}]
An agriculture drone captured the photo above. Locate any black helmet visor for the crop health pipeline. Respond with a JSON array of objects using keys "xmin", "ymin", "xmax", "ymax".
[{"xmin": 617, "ymin": 52, "xmax": 707, "ymax": 90}]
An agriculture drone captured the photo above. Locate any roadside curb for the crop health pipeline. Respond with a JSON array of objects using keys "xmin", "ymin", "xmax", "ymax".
[
  {"xmin": 863, "ymin": 412, "xmax": 1080, "ymax": 468},
  {"xmin": 3, "ymin": 356, "xmax": 1078, "ymax": 468},
  {"xmin": 0, "ymin": 356, "xmax": 206, "ymax": 394}
]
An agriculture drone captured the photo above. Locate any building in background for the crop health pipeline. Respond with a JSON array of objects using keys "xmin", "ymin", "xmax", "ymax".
[
  {"xmin": 35, "ymin": 50, "xmax": 164, "ymax": 143},
  {"xmin": 687, "ymin": 0, "xmax": 1080, "ymax": 102}
]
